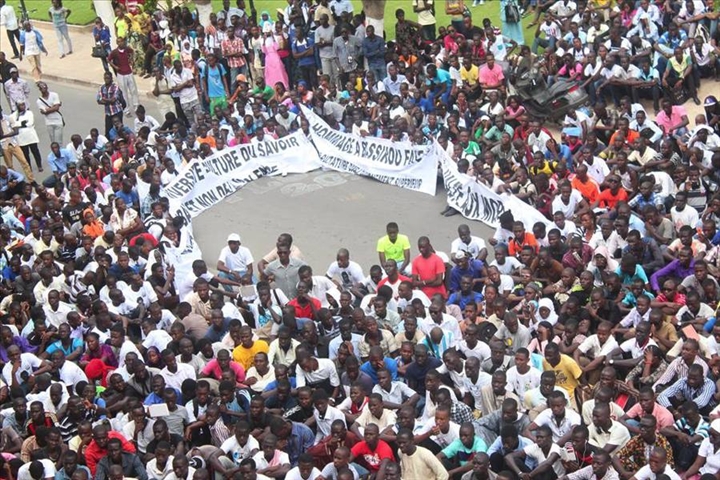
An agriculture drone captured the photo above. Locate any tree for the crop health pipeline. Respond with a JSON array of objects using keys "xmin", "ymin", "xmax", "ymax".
[{"xmin": 362, "ymin": 0, "xmax": 386, "ymax": 38}]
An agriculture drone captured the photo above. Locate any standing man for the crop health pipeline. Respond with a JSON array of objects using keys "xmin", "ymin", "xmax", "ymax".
[
  {"xmin": 36, "ymin": 82, "xmax": 63, "ymax": 145},
  {"xmin": 413, "ymin": 0, "xmax": 436, "ymax": 41},
  {"xmin": 220, "ymin": 27, "xmax": 247, "ymax": 94},
  {"xmin": 333, "ymin": 27, "xmax": 361, "ymax": 88},
  {"xmin": 169, "ymin": 60, "xmax": 202, "ymax": 128},
  {"xmin": 315, "ymin": 14, "xmax": 338, "ymax": 89},
  {"xmin": 108, "ymin": 36, "xmax": 139, "ymax": 118},
  {"xmin": 96, "ymin": 71, "xmax": 123, "ymax": 137},
  {"xmin": 0, "ymin": 105, "xmax": 34, "ymax": 184},
  {"xmin": 3, "ymin": 67, "xmax": 29, "ymax": 112},
  {"xmin": 0, "ymin": 0, "xmax": 20, "ymax": 59},
  {"xmin": 19, "ymin": 21, "xmax": 48, "ymax": 82},
  {"xmin": 362, "ymin": 25, "xmax": 387, "ymax": 82},
  {"xmin": 203, "ymin": 53, "xmax": 229, "ymax": 117}
]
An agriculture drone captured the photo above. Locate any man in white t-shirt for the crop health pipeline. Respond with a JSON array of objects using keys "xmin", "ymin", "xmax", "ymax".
[
  {"xmin": 326, "ymin": 248, "xmax": 365, "ymax": 293},
  {"xmin": 631, "ymin": 447, "xmax": 680, "ymax": 480},
  {"xmin": 451, "ymin": 224, "xmax": 488, "ymax": 261},
  {"xmin": 220, "ymin": 421, "xmax": 260, "ymax": 467},
  {"xmin": 2, "ymin": 346, "xmax": 51, "ymax": 388},
  {"xmin": 217, "ymin": 233, "xmax": 254, "ymax": 286},
  {"xmin": 17, "ymin": 459, "xmax": 56, "ymax": 480}
]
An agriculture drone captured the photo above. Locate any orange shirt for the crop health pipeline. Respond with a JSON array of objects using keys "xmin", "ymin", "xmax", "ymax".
[
  {"xmin": 571, "ymin": 176, "xmax": 600, "ymax": 204},
  {"xmin": 508, "ymin": 232, "xmax": 539, "ymax": 257},
  {"xmin": 596, "ymin": 187, "xmax": 629, "ymax": 209},
  {"xmin": 609, "ymin": 129, "xmax": 639, "ymax": 146},
  {"xmin": 198, "ymin": 135, "xmax": 217, "ymax": 148}
]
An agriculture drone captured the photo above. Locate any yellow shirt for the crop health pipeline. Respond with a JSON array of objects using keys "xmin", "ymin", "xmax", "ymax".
[
  {"xmin": 460, "ymin": 65, "xmax": 479, "ymax": 87},
  {"xmin": 377, "ymin": 234, "xmax": 411, "ymax": 263},
  {"xmin": 232, "ymin": 340, "xmax": 269, "ymax": 370},
  {"xmin": 542, "ymin": 354, "xmax": 582, "ymax": 398}
]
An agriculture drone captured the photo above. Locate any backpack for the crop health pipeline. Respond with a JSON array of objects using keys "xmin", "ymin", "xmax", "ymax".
[{"xmin": 117, "ymin": 87, "xmax": 127, "ymax": 110}]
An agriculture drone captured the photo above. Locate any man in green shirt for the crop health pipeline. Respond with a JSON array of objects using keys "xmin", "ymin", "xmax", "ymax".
[
  {"xmin": 377, "ymin": 222, "xmax": 411, "ymax": 273},
  {"xmin": 251, "ymin": 76, "xmax": 275, "ymax": 102}
]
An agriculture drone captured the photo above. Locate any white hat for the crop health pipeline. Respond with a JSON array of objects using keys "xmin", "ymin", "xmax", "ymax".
[
  {"xmin": 454, "ymin": 251, "xmax": 467, "ymax": 260},
  {"xmin": 227, "ymin": 233, "xmax": 241, "ymax": 243},
  {"xmin": 711, "ymin": 419, "xmax": 720, "ymax": 433}
]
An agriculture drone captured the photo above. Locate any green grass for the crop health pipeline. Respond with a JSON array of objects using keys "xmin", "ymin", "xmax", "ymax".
[
  {"xmin": 6, "ymin": 0, "xmax": 98, "ymax": 25},
  {"xmin": 9, "ymin": 0, "xmax": 530, "ymax": 43}
]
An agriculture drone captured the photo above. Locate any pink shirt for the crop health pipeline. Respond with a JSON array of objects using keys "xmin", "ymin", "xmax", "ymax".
[
  {"xmin": 624, "ymin": 402, "xmax": 674, "ymax": 431},
  {"xmin": 478, "ymin": 64, "xmax": 505, "ymax": 87},
  {"xmin": 201, "ymin": 358, "xmax": 246, "ymax": 383},
  {"xmin": 655, "ymin": 105, "xmax": 688, "ymax": 134}
]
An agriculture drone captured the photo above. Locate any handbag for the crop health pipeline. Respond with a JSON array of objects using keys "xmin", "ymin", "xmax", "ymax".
[
  {"xmin": 92, "ymin": 43, "xmax": 108, "ymax": 58},
  {"xmin": 505, "ymin": 0, "xmax": 521, "ymax": 23},
  {"xmin": 38, "ymin": 96, "xmax": 65, "ymax": 127}
]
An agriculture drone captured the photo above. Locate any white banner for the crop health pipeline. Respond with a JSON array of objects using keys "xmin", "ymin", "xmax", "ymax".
[
  {"xmin": 439, "ymin": 144, "xmax": 550, "ymax": 229},
  {"xmin": 301, "ymin": 106, "xmax": 438, "ymax": 196},
  {"xmin": 164, "ymin": 131, "xmax": 321, "ymax": 222}
]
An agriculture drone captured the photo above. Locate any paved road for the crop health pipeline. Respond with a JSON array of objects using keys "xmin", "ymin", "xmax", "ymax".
[{"xmin": 3, "ymin": 82, "xmax": 495, "ymax": 272}]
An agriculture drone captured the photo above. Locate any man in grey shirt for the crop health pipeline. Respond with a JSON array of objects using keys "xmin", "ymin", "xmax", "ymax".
[
  {"xmin": 333, "ymin": 26, "xmax": 361, "ymax": 87},
  {"xmin": 314, "ymin": 14, "xmax": 338, "ymax": 88},
  {"xmin": 264, "ymin": 244, "xmax": 306, "ymax": 299}
]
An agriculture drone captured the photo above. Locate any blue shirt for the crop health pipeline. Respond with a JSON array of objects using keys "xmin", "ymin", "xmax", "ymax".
[
  {"xmin": 449, "ymin": 260, "xmax": 485, "ymax": 292},
  {"xmin": 362, "ymin": 35, "xmax": 386, "ymax": 67},
  {"xmin": 19, "ymin": 29, "xmax": 45, "ymax": 50},
  {"xmin": 448, "ymin": 291, "xmax": 484, "ymax": 310},
  {"xmin": 0, "ymin": 168, "xmax": 24, "ymax": 192},
  {"xmin": 45, "ymin": 338, "xmax": 84, "ymax": 357},
  {"xmin": 206, "ymin": 64, "xmax": 227, "ymax": 98},
  {"xmin": 428, "ymin": 69, "xmax": 453, "ymax": 90},
  {"xmin": 92, "ymin": 25, "xmax": 112, "ymax": 48},
  {"xmin": 292, "ymin": 37, "xmax": 316, "ymax": 67},
  {"xmin": 288, "ymin": 422, "xmax": 315, "ymax": 466},
  {"xmin": 360, "ymin": 358, "xmax": 398, "ymax": 383},
  {"xmin": 47, "ymin": 148, "xmax": 73, "ymax": 174},
  {"xmin": 115, "ymin": 189, "xmax": 139, "ymax": 207}
]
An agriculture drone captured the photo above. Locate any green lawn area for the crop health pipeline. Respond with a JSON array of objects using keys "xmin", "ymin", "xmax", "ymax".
[{"xmin": 10, "ymin": 0, "xmax": 530, "ymax": 43}]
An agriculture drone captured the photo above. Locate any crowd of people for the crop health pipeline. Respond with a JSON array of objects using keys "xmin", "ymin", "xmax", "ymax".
[{"xmin": 2, "ymin": 0, "xmax": 720, "ymax": 480}]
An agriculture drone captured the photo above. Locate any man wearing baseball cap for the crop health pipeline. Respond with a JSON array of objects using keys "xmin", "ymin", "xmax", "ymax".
[{"xmin": 217, "ymin": 233, "xmax": 255, "ymax": 289}]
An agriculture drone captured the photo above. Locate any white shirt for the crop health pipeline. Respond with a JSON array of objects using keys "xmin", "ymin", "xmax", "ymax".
[
  {"xmin": 218, "ymin": 245, "xmax": 254, "ymax": 274},
  {"xmin": 0, "ymin": 4, "xmax": 18, "ymax": 30},
  {"xmin": 533, "ymin": 408, "xmax": 582, "ymax": 442},
  {"xmin": 506, "ymin": 366, "xmax": 542, "ymax": 397},
  {"xmin": 220, "ymin": 434, "xmax": 260, "ymax": 466},
  {"xmin": 326, "ymin": 261, "xmax": 365, "ymax": 289},
  {"xmin": 142, "ymin": 329, "xmax": 173, "ymax": 352},
  {"xmin": 420, "ymin": 314, "xmax": 462, "ymax": 344},
  {"xmin": 160, "ymin": 363, "xmax": 197, "ymax": 390},
  {"xmin": 313, "ymin": 405, "xmax": 346, "ymax": 442},
  {"xmin": 252, "ymin": 450, "xmax": 290, "ymax": 470},
  {"xmin": 169, "ymin": 68, "xmax": 199, "ymax": 104},
  {"xmin": 18, "ymin": 459, "xmax": 55, "ymax": 480},
  {"xmin": 373, "ymin": 381, "xmax": 418, "ymax": 405},
  {"xmin": 458, "ymin": 339, "xmax": 491, "ymax": 362},
  {"xmin": 552, "ymin": 190, "xmax": 584, "ymax": 218},
  {"xmin": 295, "ymin": 358, "xmax": 340, "ymax": 388},
  {"xmin": 523, "ymin": 444, "xmax": 566, "ymax": 477},
  {"xmin": 588, "ymin": 420, "xmax": 631, "ymax": 453},
  {"xmin": 43, "ymin": 301, "xmax": 75, "ymax": 329},
  {"xmin": 699, "ymin": 436, "xmax": 720, "ymax": 474},
  {"xmin": 2, "ymin": 352, "xmax": 42, "ymax": 386},
  {"xmin": 451, "ymin": 236, "xmax": 487, "ymax": 258},
  {"xmin": 577, "ymin": 335, "xmax": 618, "ymax": 358},
  {"xmin": 619, "ymin": 338, "xmax": 657, "ymax": 359},
  {"xmin": 285, "ymin": 467, "xmax": 321, "ymax": 480},
  {"xmin": 58, "ymin": 361, "xmax": 88, "ymax": 386},
  {"xmin": 37, "ymin": 92, "xmax": 63, "ymax": 126},
  {"xmin": 634, "ymin": 464, "xmax": 681, "ymax": 480}
]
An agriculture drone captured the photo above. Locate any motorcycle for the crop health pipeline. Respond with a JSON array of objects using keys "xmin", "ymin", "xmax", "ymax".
[{"xmin": 512, "ymin": 60, "xmax": 589, "ymax": 123}]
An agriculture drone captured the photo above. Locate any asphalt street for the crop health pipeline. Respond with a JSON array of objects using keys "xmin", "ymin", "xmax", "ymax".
[{"xmin": 2, "ymin": 82, "xmax": 495, "ymax": 271}]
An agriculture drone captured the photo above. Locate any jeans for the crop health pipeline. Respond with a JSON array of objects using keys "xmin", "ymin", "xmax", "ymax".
[
  {"xmin": 320, "ymin": 57, "xmax": 338, "ymax": 87},
  {"xmin": 369, "ymin": 64, "xmax": 387, "ymax": 81},
  {"xmin": 532, "ymin": 36, "xmax": 556, "ymax": 53},
  {"xmin": 5, "ymin": 28, "xmax": 20, "ymax": 57},
  {"xmin": 421, "ymin": 24, "xmax": 436, "ymax": 41},
  {"xmin": 46, "ymin": 124, "xmax": 63, "ymax": 146},
  {"xmin": 116, "ymin": 73, "xmax": 139, "ymax": 116},
  {"xmin": 298, "ymin": 64, "xmax": 318, "ymax": 89},
  {"xmin": 54, "ymin": 24, "xmax": 72, "ymax": 56}
]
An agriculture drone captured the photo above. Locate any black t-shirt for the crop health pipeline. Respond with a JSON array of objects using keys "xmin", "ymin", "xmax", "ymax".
[
  {"xmin": 62, "ymin": 201, "xmax": 89, "ymax": 225},
  {"xmin": 405, "ymin": 357, "xmax": 443, "ymax": 395},
  {"xmin": 146, "ymin": 433, "xmax": 184, "ymax": 454}
]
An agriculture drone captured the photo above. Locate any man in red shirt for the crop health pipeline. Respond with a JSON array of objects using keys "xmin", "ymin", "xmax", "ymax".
[
  {"xmin": 85, "ymin": 423, "xmax": 136, "ymax": 475},
  {"xmin": 287, "ymin": 280, "xmax": 321, "ymax": 320},
  {"xmin": 592, "ymin": 174, "xmax": 629, "ymax": 211},
  {"xmin": 107, "ymin": 36, "xmax": 139, "ymax": 117},
  {"xmin": 349, "ymin": 423, "xmax": 395, "ymax": 475},
  {"xmin": 412, "ymin": 237, "xmax": 447, "ymax": 299},
  {"xmin": 377, "ymin": 259, "xmax": 411, "ymax": 299}
]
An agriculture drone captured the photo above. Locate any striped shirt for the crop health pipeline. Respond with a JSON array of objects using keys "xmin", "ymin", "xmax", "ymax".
[
  {"xmin": 96, "ymin": 83, "xmax": 123, "ymax": 117},
  {"xmin": 657, "ymin": 377, "xmax": 716, "ymax": 411}
]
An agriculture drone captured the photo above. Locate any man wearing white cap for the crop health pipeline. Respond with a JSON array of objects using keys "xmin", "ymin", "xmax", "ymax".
[{"xmin": 217, "ymin": 233, "xmax": 254, "ymax": 289}]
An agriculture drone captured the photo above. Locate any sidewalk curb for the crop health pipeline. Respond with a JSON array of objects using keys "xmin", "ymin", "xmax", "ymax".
[{"xmin": 14, "ymin": 64, "xmax": 155, "ymax": 99}]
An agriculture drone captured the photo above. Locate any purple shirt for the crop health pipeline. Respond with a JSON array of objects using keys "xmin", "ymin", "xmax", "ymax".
[
  {"xmin": 0, "ymin": 336, "xmax": 37, "ymax": 362},
  {"xmin": 650, "ymin": 259, "xmax": 695, "ymax": 292}
]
